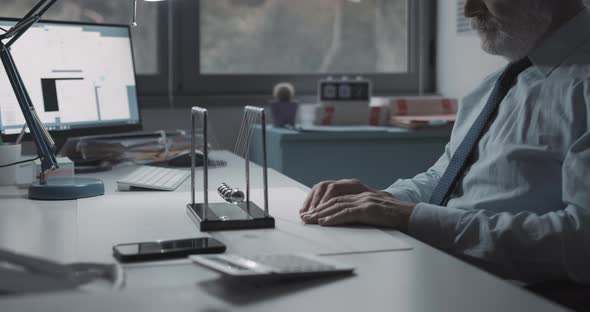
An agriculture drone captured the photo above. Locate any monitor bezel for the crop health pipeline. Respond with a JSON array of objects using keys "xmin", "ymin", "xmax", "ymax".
[{"xmin": 0, "ymin": 17, "xmax": 143, "ymax": 142}]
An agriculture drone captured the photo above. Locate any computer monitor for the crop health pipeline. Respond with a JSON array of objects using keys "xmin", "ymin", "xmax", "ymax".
[{"xmin": 0, "ymin": 19, "xmax": 142, "ymax": 140}]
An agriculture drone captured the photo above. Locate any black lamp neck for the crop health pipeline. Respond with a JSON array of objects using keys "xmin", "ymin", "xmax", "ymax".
[{"xmin": 2, "ymin": 0, "xmax": 58, "ymax": 47}]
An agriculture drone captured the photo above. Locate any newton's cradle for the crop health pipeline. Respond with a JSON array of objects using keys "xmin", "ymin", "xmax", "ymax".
[{"xmin": 186, "ymin": 106, "xmax": 275, "ymax": 231}]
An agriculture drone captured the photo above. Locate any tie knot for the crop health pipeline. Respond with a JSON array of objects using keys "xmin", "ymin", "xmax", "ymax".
[
  {"xmin": 502, "ymin": 57, "xmax": 533, "ymax": 83},
  {"xmin": 512, "ymin": 57, "xmax": 533, "ymax": 71},
  {"xmin": 506, "ymin": 57, "xmax": 533, "ymax": 76}
]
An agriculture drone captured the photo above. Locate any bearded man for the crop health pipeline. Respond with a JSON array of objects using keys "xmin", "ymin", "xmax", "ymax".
[{"xmin": 300, "ymin": 0, "xmax": 590, "ymax": 287}]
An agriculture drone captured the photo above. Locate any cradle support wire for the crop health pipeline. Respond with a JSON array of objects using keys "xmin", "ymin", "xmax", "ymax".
[
  {"xmin": 191, "ymin": 107, "xmax": 208, "ymax": 220},
  {"xmin": 243, "ymin": 106, "xmax": 269, "ymax": 217}
]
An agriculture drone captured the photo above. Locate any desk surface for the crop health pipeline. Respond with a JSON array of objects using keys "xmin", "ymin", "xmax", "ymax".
[{"xmin": 0, "ymin": 151, "xmax": 566, "ymax": 311}]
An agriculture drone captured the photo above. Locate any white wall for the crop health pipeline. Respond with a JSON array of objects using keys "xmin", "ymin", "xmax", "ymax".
[{"xmin": 436, "ymin": 1, "xmax": 506, "ymax": 99}]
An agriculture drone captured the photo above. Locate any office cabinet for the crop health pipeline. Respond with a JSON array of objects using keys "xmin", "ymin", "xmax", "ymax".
[{"xmin": 250, "ymin": 126, "xmax": 452, "ymax": 189}]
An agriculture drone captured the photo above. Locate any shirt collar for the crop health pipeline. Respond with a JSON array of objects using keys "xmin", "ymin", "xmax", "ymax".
[{"xmin": 529, "ymin": 8, "xmax": 590, "ymax": 77}]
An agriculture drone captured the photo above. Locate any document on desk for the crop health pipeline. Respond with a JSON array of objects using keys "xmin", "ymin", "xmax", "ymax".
[
  {"xmin": 76, "ymin": 187, "xmax": 411, "ymax": 261},
  {"xmin": 213, "ymin": 187, "xmax": 412, "ymax": 256}
]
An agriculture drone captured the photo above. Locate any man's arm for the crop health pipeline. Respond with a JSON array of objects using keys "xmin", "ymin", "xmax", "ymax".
[
  {"xmin": 300, "ymin": 143, "xmax": 451, "ymax": 229},
  {"xmin": 299, "ymin": 142, "xmax": 451, "ymax": 218},
  {"xmin": 383, "ymin": 142, "xmax": 452, "ymax": 203},
  {"xmin": 410, "ymin": 131, "xmax": 590, "ymax": 284}
]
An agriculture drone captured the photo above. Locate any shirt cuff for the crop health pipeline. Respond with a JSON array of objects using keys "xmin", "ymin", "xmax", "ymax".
[
  {"xmin": 383, "ymin": 187, "xmax": 414, "ymax": 202},
  {"xmin": 408, "ymin": 202, "xmax": 466, "ymax": 250}
]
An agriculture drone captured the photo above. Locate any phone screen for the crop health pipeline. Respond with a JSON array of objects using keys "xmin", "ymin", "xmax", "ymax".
[{"xmin": 114, "ymin": 238, "xmax": 225, "ymax": 262}]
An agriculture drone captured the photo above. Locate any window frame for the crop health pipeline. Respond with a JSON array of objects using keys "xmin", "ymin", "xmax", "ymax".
[
  {"xmin": 141, "ymin": 0, "xmax": 436, "ymax": 99},
  {"xmin": 135, "ymin": 0, "xmax": 174, "ymax": 96}
]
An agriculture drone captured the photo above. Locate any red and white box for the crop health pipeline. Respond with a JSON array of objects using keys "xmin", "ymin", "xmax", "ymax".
[{"xmin": 388, "ymin": 96, "xmax": 458, "ymax": 117}]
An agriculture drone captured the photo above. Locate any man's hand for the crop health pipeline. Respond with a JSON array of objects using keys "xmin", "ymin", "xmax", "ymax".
[
  {"xmin": 300, "ymin": 179, "xmax": 373, "ymax": 214},
  {"xmin": 299, "ymin": 180, "xmax": 417, "ymax": 231}
]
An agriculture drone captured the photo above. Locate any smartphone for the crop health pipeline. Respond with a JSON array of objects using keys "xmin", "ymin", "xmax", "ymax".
[{"xmin": 113, "ymin": 237, "xmax": 226, "ymax": 262}]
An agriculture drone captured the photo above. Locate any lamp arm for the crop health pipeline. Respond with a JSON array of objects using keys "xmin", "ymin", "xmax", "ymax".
[
  {"xmin": 5, "ymin": 0, "xmax": 58, "ymax": 48},
  {"xmin": 1, "ymin": 15, "xmax": 38, "ymax": 41},
  {"xmin": 0, "ymin": 0, "xmax": 60, "ymax": 176},
  {"xmin": 0, "ymin": 44, "xmax": 58, "ymax": 175}
]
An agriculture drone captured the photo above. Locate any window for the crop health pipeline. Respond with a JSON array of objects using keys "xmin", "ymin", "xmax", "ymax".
[
  {"xmin": 1, "ymin": 0, "xmax": 167, "ymax": 78},
  {"xmin": 200, "ymin": 0, "xmax": 408, "ymax": 75},
  {"xmin": 176, "ymin": 0, "xmax": 434, "ymax": 96},
  {"xmin": 2, "ymin": 0, "xmax": 434, "ymax": 99}
]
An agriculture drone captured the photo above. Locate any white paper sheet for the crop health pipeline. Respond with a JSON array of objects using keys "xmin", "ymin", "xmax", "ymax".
[{"xmin": 216, "ymin": 187, "xmax": 412, "ymax": 255}]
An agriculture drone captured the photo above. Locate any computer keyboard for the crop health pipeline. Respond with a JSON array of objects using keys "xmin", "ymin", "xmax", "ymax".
[
  {"xmin": 245, "ymin": 254, "xmax": 339, "ymax": 273},
  {"xmin": 117, "ymin": 166, "xmax": 191, "ymax": 191},
  {"xmin": 191, "ymin": 253, "xmax": 355, "ymax": 278}
]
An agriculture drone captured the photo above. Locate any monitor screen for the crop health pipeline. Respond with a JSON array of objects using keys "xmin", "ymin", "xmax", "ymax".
[{"xmin": 0, "ymin": 19, "xmax": 141, "ymax": 138}]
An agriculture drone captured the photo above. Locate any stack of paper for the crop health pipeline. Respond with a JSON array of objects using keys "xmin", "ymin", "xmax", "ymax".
[
  {"xmin": 373, "ymin": 96, "xmax": 458, "ymax": 129},
  {"xmin": 298, "ymin": 103, "xmax": 371, "ymax": 127}
]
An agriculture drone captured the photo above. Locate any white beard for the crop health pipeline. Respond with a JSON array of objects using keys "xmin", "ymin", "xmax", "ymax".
[{"xmin": 471, "ymin": 8, "xmax": 553, "ymax": 61}]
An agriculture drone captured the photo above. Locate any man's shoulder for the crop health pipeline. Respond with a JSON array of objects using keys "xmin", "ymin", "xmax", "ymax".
[
  {"xmin": 537, "ymin": 64, "xmax": 590, "ymax": 134},
  {"xmin": 541, "ymin": 63, "xmax": 590, "ymax": 96},
  {"xmin": 548, "ymin": 65, "xmax": 590, "ymax": 81},
  {"xmin": 548, "ymin": 40, "xmax": 590, "ymax": 81}
]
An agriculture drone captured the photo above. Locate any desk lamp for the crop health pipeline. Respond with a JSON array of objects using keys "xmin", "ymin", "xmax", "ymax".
[{"xmin": 0, "ymin": 0, "xmax": 164, "ymax": 200}]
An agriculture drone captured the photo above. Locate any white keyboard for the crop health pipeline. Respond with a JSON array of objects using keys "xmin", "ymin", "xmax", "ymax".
[
  {"xmin": 117, "ymin": 166, "xmax": 191, "ymax": 191},
  {"xmin": 191, "ymin": 254, "xmax": 355, "ymax": 278}
]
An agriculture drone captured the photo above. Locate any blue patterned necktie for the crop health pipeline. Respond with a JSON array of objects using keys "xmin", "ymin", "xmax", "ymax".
[{"xmin": 429, "ymin": 57, "xmax": 533, "ymax": 206}]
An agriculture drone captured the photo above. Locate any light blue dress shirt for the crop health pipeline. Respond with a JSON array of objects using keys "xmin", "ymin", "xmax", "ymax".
[{"xmin": 386, "ymin": 9, "xmax": 590, "ymax": 284}]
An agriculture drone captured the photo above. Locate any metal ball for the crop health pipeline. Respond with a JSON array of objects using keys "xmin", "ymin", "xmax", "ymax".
[
  {"xmin": 229, "ymin": 190, "xmax": 245, "ymax": 203},
  {"xmin": 218, "ymin": 183, "xmax": 231, "ymax": 194},
  {"xmin": 217, "ymin": 183, "xmax": 244, "ymax": 203}
]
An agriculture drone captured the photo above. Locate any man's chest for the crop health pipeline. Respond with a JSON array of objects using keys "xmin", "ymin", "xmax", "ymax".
[{"xmin": 451, "ymin": 79, "xmax": 586, "ymax": 211}]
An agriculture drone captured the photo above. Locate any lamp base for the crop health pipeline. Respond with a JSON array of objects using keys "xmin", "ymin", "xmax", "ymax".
[{"xmin": 29, "ymin": 176, "xmax": 105, "ymax": 200}]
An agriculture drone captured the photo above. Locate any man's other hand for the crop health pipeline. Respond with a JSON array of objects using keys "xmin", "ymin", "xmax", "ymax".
[
  {"xmin": 300, "ymin": 179, "xmax": 373, "ymax": 214},
  {"xmin": 300, "ymin": 180, "xmax": 416, "ymax": 231}
]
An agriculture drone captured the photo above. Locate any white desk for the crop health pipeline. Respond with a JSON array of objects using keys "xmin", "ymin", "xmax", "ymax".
[{"xmin": 0, "ymin": 151, "xmax": 566, "ymax": 311}]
